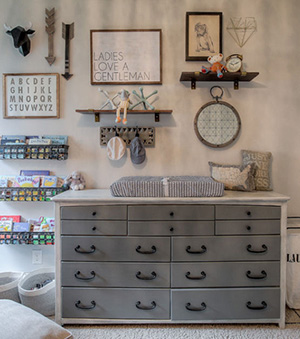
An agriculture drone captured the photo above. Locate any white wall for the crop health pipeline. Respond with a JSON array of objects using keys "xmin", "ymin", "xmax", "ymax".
[{"xmin": 0, "ymin": 0, "xmax": 300, "ymax": 271}]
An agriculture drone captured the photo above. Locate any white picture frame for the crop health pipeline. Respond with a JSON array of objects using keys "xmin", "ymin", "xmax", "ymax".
[
  {"xmin": 90, "ymin": 29, "xmax": 162, "ymax": 85},
  {"xmin": 3, "ymin": 73, "xmax": 60, "ymax": 119}
]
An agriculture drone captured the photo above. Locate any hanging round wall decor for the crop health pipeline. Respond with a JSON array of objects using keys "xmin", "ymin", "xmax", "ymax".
[{"xmin": 194, "ymin": 86, "xmax": 241, "ymax": 148}]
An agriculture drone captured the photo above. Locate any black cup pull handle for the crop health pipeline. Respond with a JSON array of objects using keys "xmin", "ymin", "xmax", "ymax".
[
  {"xmin": 75, "ymin": 300, "xmax": 96, "ymax": 309},
  {"xmin": 136, "ymin": 271, "xmax": 157, "ymax": 280},
  {"xmin": 246, "ymin": 270, "xmax": 267, "ymax": 280},
  {"xmin": 186, "ymin": 245, "xmax": 207, "ymax": 254},
  {"xmin": 185, "ymin": 302, "xmax": 206, "ymax": 312},
  {"xmin": 136, "ymin": 301, "xmax": 156, "ymax": 310},
  {"xmin": 185, "ymin": 271, "xmax": 206, "ymax": 280},
  {"xmin": 74, "ymin": 270, "xmax": 96, "ymax": 281},
  {"xmin": 136, "ymin": 245, "xmax": 157, "ymax": 254},
  {"xmin": 246, "ymin": 244, "xmax": 268, "ymax": 253},
  {"xmin": 246, "ymin": 301, "xmax": 267, "ymax": 310},
  {"xmin": 246, "ymin": 211, "xmax": 252, "ymax": 216},
  {"xmin": 75, "ymin": 245, "xmax": 96, "ymax": 254}
]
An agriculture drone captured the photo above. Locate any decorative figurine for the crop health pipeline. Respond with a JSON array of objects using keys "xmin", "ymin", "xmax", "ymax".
[
  {"xmin": 130, "ymin": 87, "xmax": 158, "ymax": 110},
  {"xmin": 65, "ymin": 171, "xmax": 85, "ymax": 191},
  {"xmin": 201, "ymin": 53, "xmax": 227, "ymax": 78},
  {"xmin": 116, "ymin": 89, "xmax": 131, "ymax": 124},
  {"xmin": 4, "ymin": 22, "xmax": 35, "ymax": 57},
  {"xmin": 98, "ymin": 89, "xmax": 119, "ymax": 110},
  {"xmin": 45, "ymin": 8, "xmax": 56, "ymax": 65}
]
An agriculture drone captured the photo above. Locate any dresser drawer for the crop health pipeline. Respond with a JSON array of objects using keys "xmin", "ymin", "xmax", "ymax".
[
  {"xmin": 172, "ymin": 236, "xmax": 280, "ymax": 261},
  {"xmin": 128, "ymin": 205, "xmax": 214, "ymax": 221},
  {"xmin": 61, "ymin": 236, "xmax": 171, "ymax": 262},
  {"xmin": 61, "ymin": 220, "xmax": 127, "ymax": 236},
  {"xmin": 171, "ymin": 262, "xmax": 280, "ymax": 288},
  {"xmin": 216, "ymin": 205, "xmax": 280, "ymax": 220},
  {"xmin": 62, "ymin": 288, "xmax": 170, "ymax": 319},
  {"xmin": 215, "ymin": 220, "xmax": 280, "ymax": 235},
  {"xmin": 128, "ymin": 221, "xmax": 214, "ymax": 236},
  {"xmin": 171, "ymin": 288, "xmax": 280, "ymax": 320},
  {"xmin": 61, "ymin": 205, "xmax": 127, "ymax": 220},
  {"xmin": 61, "ymin": 262, "xmax": 170, "ymax": 288}
]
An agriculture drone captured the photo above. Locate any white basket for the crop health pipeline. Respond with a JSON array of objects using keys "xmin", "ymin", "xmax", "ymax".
[
  {"xmin": 0, "ymin": 271, "xmax": 25, "ymax": 303},
  {"xmin": 18, "ymin": 267, "xmax": 55, "ymax": 316}
]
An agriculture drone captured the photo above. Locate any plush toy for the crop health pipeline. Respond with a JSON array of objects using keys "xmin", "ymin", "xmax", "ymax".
[
  {"xmin": 65, "ymin": 171, "xmax": 85, "ymax": 191},
  {"xmin": 116, "ymin": 89, "xmax": 131, "ymax": 124},
  {"xmin": 201, "ymin": 53, "xmax": 227, "ymax": 78}
]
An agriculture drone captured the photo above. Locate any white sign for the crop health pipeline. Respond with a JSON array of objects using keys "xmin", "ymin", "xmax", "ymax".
[
  {"xmin": 90, "ymin": 30, "xmax": 162, "ymax": 85},
  {"xmin": 3, "ymin": 73, "xmax": 59, "ymax": 119}
]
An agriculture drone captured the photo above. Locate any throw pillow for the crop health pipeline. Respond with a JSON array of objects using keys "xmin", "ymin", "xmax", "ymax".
[
  {"xmin": 0, "ymin": 299, "xmax": 72, "ymax": 339},
  {"xmin": 209, "ymin": 161, "xmax": 256, "ymax": 191},
  {"xmin": 241, "ymin": 150, "xmax": 272, "ymax": 191}
]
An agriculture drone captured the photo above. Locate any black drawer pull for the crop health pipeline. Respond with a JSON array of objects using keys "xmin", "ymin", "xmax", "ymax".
[
  {"xmin": 246, "ymin": 244, "xmax": 268, "ymax": 253},
  {"xmin": 169, "ymin": 227, "xmax": 174, "ymax": 232},
  {"xmin": 185, "ymin": 302, "xmax": 206, "ymax": 312},
  {"xmin": 185, "ymin": 271, "xmax": 206, "ymax": 280},
  {"xmin": 136, "ymin": 271, "xmax": 157, "ymax": 280},
  {"xmin": 75, "ymin": 245, "xmax": 96, "ymax": 254},
  {"xmin": 75, "ymin": 270, "xmax": 96, "ymax": 281},
  {"xmin": 246, "ymin": 270, "xmax": 267, "ymax": 280},
  {"xmin": 246, "ymin": 301, "xmax": 267, "ymax": 310},
  {"xmin": 186, "ymin": 245, "xmax": 207, "ymax": 254},
  {"xmin": 92, "ymin": 226, "xmax": 97, "ymax": 231},
  {"xmin": 246, "ymin": 225, "xmax": 251, "ymax": 231},
  {"xmin": 92, "ymin": 211, "xmax": 97, "ymax": 216},
  {"xmin": 136, "ymin": 245, "xmax": 157, "ymax": 254},
  {"xmin": 136, "ymin": 301, "xmax": 156, "ymax": 310},
  {"xmin": 75, "ymin": 300, "xmax": 96, "ymax": 310},
  {"xmin": 170, "ymin": 212, "xmax": 174, "ymax": 217},
  {"xmin": 246, "ymin": 211, "xmax": 252, "ymax": 216}
]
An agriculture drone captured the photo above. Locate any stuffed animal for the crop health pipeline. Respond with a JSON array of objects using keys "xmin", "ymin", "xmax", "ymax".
[
  {"xmin": 201, "ymin": 53, "xmax": 227, "ymax": 78},
  {"xmin": 116, "ymin": 89, "xmax": 131, "ymax": 124},
  {"xmin": 65, "ymin": 171, "xmax": 85, "ymax": 191}
]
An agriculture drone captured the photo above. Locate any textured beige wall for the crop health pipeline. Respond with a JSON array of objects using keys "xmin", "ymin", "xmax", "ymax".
[{"xmin": 0, "ymin": 0, "xmax": 299, "ymax": 216}]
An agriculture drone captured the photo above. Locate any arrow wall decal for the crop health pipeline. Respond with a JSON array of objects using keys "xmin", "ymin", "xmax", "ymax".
[
  {"xmin": 62, "ymin": 22, "xmax": 74, "ymax": 80},
  {"xmin": 45, "ymin": 8, "xmax": 56, "ymax": 65}
]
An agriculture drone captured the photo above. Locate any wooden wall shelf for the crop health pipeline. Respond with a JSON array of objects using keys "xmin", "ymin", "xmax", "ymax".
[
  {"xmin": 76, "ymin": 109, "xmax": 173, "ymax": 122},
  {"xmin": 180, "ymin": 72, "xmax": 259, "ymax": 90}
]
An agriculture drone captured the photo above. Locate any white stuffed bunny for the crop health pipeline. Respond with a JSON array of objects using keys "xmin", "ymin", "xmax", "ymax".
[{"xmin": 65, "ymin": 171, "xmax": 85, "ymax": 190}]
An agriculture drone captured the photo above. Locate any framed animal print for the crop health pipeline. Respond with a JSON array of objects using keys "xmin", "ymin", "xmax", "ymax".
[{"xmin": 186, "ymin": 12, "xmax": 222, "ymax": 61}]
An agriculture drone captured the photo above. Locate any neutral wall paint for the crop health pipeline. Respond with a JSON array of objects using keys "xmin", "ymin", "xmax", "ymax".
[{"xmin": 0, "ymin": 0, "xmax": 299, "ymax": 270}]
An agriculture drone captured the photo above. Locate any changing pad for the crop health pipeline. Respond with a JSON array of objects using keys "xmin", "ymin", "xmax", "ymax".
[{"xmin": 110, "ymin": 176, "xmax": 224, "ymax": 197}]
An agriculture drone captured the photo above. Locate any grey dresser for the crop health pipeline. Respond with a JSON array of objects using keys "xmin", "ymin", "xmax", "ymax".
[{"xmin": 53, "ymin": 189, "xmax": 289, "ymax": 328}]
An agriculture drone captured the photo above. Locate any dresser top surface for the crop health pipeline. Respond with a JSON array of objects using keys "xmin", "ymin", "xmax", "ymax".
[{"xmin": 52, "ymin": 189, "xmax": 290, "ymax": 205}]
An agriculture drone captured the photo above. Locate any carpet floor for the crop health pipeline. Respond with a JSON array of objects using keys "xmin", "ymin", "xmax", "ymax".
[{"xmin": 65, "ymin": 308, "xmax": 300, "ymax": 339}]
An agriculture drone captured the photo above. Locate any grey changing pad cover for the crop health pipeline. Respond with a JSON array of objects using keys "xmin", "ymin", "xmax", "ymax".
[{"xmin": 110, "ymin": 176, "xmax": 224, "ymax": 197}]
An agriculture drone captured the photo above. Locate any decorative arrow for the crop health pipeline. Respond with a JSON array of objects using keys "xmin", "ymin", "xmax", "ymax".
[
  {"xmin": 62, "ymin": 22, "xmax": 74, "ymax": 80},
  {"xmin": 45, "ymin": 8, "xmax": 56, "ymax": 65}
]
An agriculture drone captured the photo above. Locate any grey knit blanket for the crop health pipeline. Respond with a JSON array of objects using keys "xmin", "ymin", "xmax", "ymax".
[{"xmin": 110, "ymin": 176, "xmax": 224, "ymax": 197}]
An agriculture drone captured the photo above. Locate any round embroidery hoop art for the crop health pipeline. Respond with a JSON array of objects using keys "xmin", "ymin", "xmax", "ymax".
[{"xmin": 194, "ymin": 86, "xmax": 241, "ymax": 148}]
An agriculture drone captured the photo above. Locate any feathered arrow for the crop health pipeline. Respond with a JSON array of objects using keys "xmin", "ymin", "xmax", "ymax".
[
  {"xmin": 62, "ymin": 22, "xmax": 74, "ymax": 80},
  {"xmin": 45, "ymin": 8, "xmax": 56, "ymax": 65}
]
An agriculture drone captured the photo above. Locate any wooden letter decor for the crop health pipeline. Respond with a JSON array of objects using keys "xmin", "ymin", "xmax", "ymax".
[
  {"xmin": 45, "ymin": 8, "xmax": 56, "ymax": 65},
  {"xmin": 62, "ymin": 23, "xmax": 74, "ymax": 80}
]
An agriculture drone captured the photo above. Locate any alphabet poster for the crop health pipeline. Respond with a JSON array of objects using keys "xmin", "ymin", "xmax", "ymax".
[
  {"xmin": 90, "ymin": 30, "xmax": 162, "ymax": 85},
  {"xmin": 3, "ymin": 73, "xmax": 59, "ymax": 118}
]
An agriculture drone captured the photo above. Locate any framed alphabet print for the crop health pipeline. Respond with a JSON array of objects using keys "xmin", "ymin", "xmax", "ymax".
[
  {"xmin": 90, "ymin": 29, "xmax": 162, "ymax": 85},
  {"xmin": 3, "ymin": 73, "xmax": 60, "ymax": 119},
  {"xmin": 186, "ymin": 12, "xmax": 222, "ymax": 61}
]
